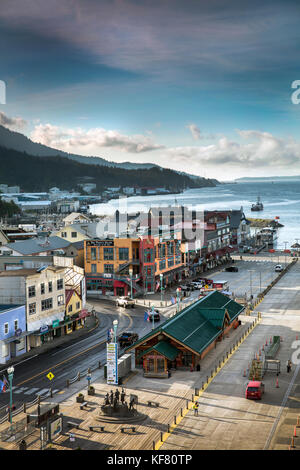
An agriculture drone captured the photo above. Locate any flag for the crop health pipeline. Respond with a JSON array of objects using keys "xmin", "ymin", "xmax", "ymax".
[{"xmin": 0, "ymin": 380, "xmax": 6, "ymax": 393}]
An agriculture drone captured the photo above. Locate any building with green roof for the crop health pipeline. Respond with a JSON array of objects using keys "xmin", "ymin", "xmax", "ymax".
[{"xmin": 126, "ymin": 290, "xmax": 244, "ymax": 378}]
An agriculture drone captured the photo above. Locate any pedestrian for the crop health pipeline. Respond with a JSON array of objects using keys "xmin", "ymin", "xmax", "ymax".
[
  {"xmin": 193, "ymin": 401, "xmax": 199, "ymax": 416},
  {"xmin": 287, "ymin": 359, "xmax": 291, "ymax": 373}
]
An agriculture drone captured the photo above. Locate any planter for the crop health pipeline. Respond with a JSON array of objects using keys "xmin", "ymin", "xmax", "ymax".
[
  {"xmin": 88, "ymin": 388, "xmax": 95, "ymax": 396},
  {"xmin": 76, "ymin": 395, "xmax": 85, "ymax": 403}
]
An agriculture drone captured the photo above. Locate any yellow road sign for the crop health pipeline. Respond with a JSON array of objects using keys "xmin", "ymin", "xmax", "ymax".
[{"xmin": 47, "ymin": 372, "xmax": 54, "ymax": 381}]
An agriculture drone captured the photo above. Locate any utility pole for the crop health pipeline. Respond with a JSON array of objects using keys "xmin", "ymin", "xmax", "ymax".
[{"xmin": 284, "ymin": 241, "xmax": 288, "ymax": 268}]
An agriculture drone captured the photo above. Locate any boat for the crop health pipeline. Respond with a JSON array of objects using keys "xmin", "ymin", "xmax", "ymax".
[{"xmin": 251, "ymin": 196, "xmax": 264, "ymax": 211}]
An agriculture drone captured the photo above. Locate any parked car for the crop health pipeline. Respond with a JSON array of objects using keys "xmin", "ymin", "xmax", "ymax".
[
  {"xmin": 225, "ymin": 266, "xmax": 239, "ymax": 272},
  {"xmin": 145, "ymin": 309, "xmax": 160, "ymax": 322},
  {"xmin": 118, "ymin": 331, "xmax": 139, "ymax": 347},
  {"xmin": 275, "ymin": 264, "xmax": 283, "ymax": 272},
  {"xmin": 116, "ymin": 296, "xmax": 135, "ymax": 308},
  {"xmin": 190, "ymin": 281, "xmax": 203, "ymax": 289},
  {"xmin": 245, "ymin": 381, "xmax": 265, "ymax": 400},
  {"xmin": 179, "ymin": 285, "xmax": 191, "ymax": 292}
]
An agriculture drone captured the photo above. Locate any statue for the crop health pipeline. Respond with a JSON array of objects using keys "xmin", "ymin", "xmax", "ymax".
[
  {"xmin": 115, "ymin": 388, "xmax": 120, "ymax": 402},
  {"xmin": 121, "ymin": 389, "xmax": 125, "ymax": 404},
  {"xmin": 110, "ymin": 390, "xmax": 114, "ymax": 405},
  {"xmin": 104, "ymin": 393, "xmax": 110, "ymax": 406}
]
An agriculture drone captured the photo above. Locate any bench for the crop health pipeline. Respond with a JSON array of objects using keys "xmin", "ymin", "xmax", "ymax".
[
  {"xmin": 80, "ymin": 401, "xmax": 88, "ymax": 410},
  {"xmin": 121, "ymin": 426, "xmax": 136, "ymax": 433},
  {"xmin": 89, "ymin": 425, "xmax": 105, "ymax": 432},
  {"xmin": 67, "ymin": 421, "xmax": 80, "ymax": 429},
  {"xmin": 147, "ymin": 401, "xmax": 159, "ymax": 407}
]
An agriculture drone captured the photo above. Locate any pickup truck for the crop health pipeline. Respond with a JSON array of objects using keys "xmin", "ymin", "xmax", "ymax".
[
  {"xmin": 116, "ymin": 296, "xmax": 135, "ymax": 308},
  {"xmin": 118, "ymin": 331, "xmax": 139, "ymax": 347}
]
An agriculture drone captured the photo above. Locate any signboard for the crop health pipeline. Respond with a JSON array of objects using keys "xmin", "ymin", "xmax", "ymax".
[
  {"xmin": 52, "ymin": 320, "xmax": 60, "ymax": 328},
  {"xmin": 40, "ymin": 325, "xmax": 49, "ymax": 334},
  {"xmin": 49, "ymin": 416, "xmax": 62, "ymax": 441},
  {"xmin": 15, "ymin": 328, "xmax": 22, "ymax": 337},
  {"xmin": 106, "ymin": 342, "xmax": 118, "ymax": 385}
]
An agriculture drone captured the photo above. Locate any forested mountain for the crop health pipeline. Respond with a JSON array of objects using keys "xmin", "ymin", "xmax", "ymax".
[{"xmin": 0, "ymin": 146, "xmax": 218, "ymax": 192}]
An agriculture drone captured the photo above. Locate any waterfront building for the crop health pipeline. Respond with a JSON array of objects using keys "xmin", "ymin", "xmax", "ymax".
[{"xmin": 0, "ymin": 235, "xmax": 71, "ymax": 256}]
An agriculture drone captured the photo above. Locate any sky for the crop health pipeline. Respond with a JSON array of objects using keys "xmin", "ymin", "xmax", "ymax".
[{"xmin": 0, "ymin": 0, "xmax": 300, "ymax": 180}]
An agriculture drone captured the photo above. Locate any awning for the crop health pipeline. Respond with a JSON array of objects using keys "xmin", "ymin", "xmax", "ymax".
[{"xmin": 2, "ymin": 331, "xmax": 31, "ymax": 343}]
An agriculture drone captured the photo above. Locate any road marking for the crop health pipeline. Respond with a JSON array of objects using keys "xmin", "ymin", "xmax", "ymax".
[
  {"xmin": 14, "ymin": 387, "xmax": 28, "ymax": 394},
  {"xmin": 36, "ymin": 388, "xmax": 49, "ymax": 395},
  {"xmin": 24, "ymin": 387, "xmax": 39, "ymax": 395}
]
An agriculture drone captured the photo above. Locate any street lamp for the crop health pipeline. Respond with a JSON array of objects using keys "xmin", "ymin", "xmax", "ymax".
[
  {"xmin": 7, "ymin": 366, "xmax": 14, "ymax": 429},
  {"xmin": 176, "ymin": 287, "xmax": 181, "ymax": 313},
  {"xmin": 129, "ymin": 267, "xmax": 133, "ymax": 299},
  {"xmin": 113, "ymin": 319, "xmax": 118, "ymax": 343},
  {"xmin": 284, "ymin": 241, "xmax": 288, "ymax": 268},
  {"xmin": 160, "ymin": 273, "xmax": 164, "ymax": 302}
]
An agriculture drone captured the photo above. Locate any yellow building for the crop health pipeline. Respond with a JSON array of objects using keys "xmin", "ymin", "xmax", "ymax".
[{"xmin": 65, "ymin": 289, "xmax": 84, "ymax": 334}]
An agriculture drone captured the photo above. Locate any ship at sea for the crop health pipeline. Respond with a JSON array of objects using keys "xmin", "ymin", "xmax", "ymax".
[{"xmin": 251, "ymin": 196, "xmax": 264, "ymax": 211}]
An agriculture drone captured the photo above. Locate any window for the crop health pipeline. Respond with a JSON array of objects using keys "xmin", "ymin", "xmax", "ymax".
[
  {"xmin": 144, "ymin": 248, "xmax": 153, "ymax": 263},
  {"xmin": 41, "ymin": 298, "xmax": 53, "ymax": 311},
  {"xmin": 28, "ymin": 286, "xmax": 36, "ymax": 298},
  {"xmin": 71, "ymin": 232, "xmax": 77, "ymax": 238},
  {"xmin": 41, "ymin": 283, "xmax": 45, "ymax": 295},
  {"xmin": 29, "ymin": 303, "xmax": 36, "ymax": 315},
  {"xmin": 104, "ymin": 264, "xmax": 114, "ymax": 274},
  {"xmin": 16, "ymin": 337, "xmax": 25, "ymax": 351},
  {"xmin": 91, "ymin": 247, "xmax": 97, "ymax": 260},
  {"xmin": 61, "ymin": 232, "xmax": 67, "ymax": 238},
  {"xmin": 4, "ymin": 323, "xmax": 8, "ymax": 335},
  {"xmin": 48, "ymin": 281, "xmax": 53, "ymax": 293},
  {"xmin": 2, "ymin": 344, "xmax": 8, "ymax": 357},
  {"xmin": 68, "ymin": 304, "xmax": 73, "ymax": 313},
  {"xmin": 119, "ymin": 247, "xmax": 129, "ymax": 260},
  {"xmin": 57, "ymin": 279, "xmax": 63, "ymax": 290},
  {"xmin": 159, "ymin": 259, "xmax": 166, "ymax": 270},
  {"xmin": 14, "ymin": 320, "xmax": 18, "ymax": 332},
  {"xmin": 91, "ymin": 264, "xmax": 97, "ymax": 273},
  {"xmin": 57, "ymin": 295, "xmax": 64, "ymax": 306},
  {"xmin": 104, "ymin": 247, "xmax": 114, "ymax": 260},
  {"xmin": 76, "ymin": 301, "xmax": 80, "ymax": 310}
]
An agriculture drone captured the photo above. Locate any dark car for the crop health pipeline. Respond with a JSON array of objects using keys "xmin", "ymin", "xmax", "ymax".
[
  {"xmin": 118, "ymin": 331, "xmax": 139, "ymax": 347},
  {"xmin": 225, "ymin": 266, "xmax": 238, "ymax": 272},
  {"xmin": 145, "ymin": 309, "xmax": 160, "ymax": 322}
]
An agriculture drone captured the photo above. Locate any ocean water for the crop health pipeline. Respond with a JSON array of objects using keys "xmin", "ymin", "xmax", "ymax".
[{"xmin": 89, "ymin": 180, "xmax": 300, "ymax": 249}]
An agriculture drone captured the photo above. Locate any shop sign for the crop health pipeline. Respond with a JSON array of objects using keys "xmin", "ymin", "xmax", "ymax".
[
  {"xmin": 15, "ymin": 328, "xmax": 22, "ymax": 337},
  {"xmin": 40, "ymin": 325, "xmax": 49, "ymax": 334},
  {"xmin": 52, "ymin": 320, "xmax": 60, "ymax": 328},
  {"xmin": 106, "ymin": 342, "xmax": 118, "ymax": 385}
]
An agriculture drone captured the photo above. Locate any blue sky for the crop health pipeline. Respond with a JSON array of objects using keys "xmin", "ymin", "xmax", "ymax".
[{"xmin": 0, "ymin": 0, "xmax": 300, "ymax": 179}]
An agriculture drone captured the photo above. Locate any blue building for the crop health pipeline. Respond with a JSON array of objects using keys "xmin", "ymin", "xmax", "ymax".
[{"xmin": 0, "ymin": 304, "xmax": 27, "ymax": 364}]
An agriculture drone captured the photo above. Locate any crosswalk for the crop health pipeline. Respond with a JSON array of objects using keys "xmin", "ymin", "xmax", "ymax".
[{"xmin": 4, "ymin": 385, "xmax": 59, "ymax": 396}]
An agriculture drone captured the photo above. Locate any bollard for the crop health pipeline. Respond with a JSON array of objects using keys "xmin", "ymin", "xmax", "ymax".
[
  {"xmin": 181, "ymin": 408, "xmax": 183, "ymax": 417},
  {"xmin": 50, "ymin": 387, "xmax": 53, "ymax": 398},
  {"xmin": 153, "ymin": 441, "xmax": 155, "ymax": 450},
  {"xmin": 161, "ymin": 432, "xmax": 163, "ymax": 442},
  {"xmin": 78, "ymin": 372, "xmax": 81, "ymax": 381},
  {"xmin": 23, "ymin": 403, "xmax": 26, "ymax": 413},
  {"xmin": 186, "ymin": 400, "xmax": 188, "ymax": 410},
  {"xmin": 167, "ymin": 423, "xmax": 170, "ymax": 433},
  {"xmin": 192, "ymin": 394, "xmax": 194, "ymax": 403},
  {"xmin": 294, "ymin": 427, "xmax": 297, "ymax": 437},
  {"xmin": 291, "ymin": 437, "xmax": 295, "ymax": 448},
  {"xmin": 202, "ymin": 382, "xmax": 204, "ymax": 390},
  {"xmin": 211, "ymin": 370, "xmax": 213, "ymax": 378},
  {"xmin": 206, "ymin": 376, "xmax": 209, "ymax": 383},
  {"xmin": 174, "ymin": 416, "xmax": 176, "ymax": 425},
  {"xmin": 66, "ymin": 379, "xmax": 70, "ymax": 388},
  {"xmin": 98, "ymin": 361, "xmax": 101, "ymax": 368}
]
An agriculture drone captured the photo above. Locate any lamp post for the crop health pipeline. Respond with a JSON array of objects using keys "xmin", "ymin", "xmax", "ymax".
[
  {"xmin": 113, "ymin": 319, "xmax": 118, "ymax": 344},
  {"xmin": 129, "ymin": 267, "xmax": 133, "ymax": 299},
  {"xmin": 7, "ymin": 366, "xmax": 14, "ymax": 429},
  {"xmin": 176, "ymin": 287, "xmax": 181, "ymax": 313},
  {"xmin": 160, "ymin": 273, "xmax": 163, "ymax": 302},
  {"xmin": 112, "ymin": 319, "xmax": 119, "ymax": 385},
  {"xmin": 284, "ymin": 241, "xmax": 288, "ymax": 268}
]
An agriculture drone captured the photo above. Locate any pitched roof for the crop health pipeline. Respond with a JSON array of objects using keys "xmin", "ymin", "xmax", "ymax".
[
  {"xmin": 138, "ymin": 341, "xmax": 179, "ymax": 361},
  {"xmin": 4, "ymin": 236, "xmax": 71, "ymax": 255},
  {"xmin": 126, "ymin": 291, "xmax": 244, "ymax": 356}
]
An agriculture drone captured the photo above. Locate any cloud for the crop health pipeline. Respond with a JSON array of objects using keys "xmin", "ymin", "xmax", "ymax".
[
  {"xmin": 187, "ymin": 123, "xmax": 201, "ymax": 140},
  {"xmin": 30, "ymin": 123, "xmax": 165, "ymax": 153},
  {"xmin": 0, "ymin": 111, "xmax": 27, "ymax": 130},
  {"xmin": 167, "ymin": 130, "xmax": 300, "ymax": 169}
]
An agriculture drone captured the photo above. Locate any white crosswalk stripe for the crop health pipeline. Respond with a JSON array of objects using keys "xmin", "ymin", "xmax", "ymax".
[
  {"xmin": 24, "ymin": 387, "xmax": 39, "ymax": 395},
  {"xmin": 36, "ymin": 388, "xmax": 49, "ymax": 396},
  {"xmin": 13, "ymin": 387, "xmax": 28, "ymax": 394}
]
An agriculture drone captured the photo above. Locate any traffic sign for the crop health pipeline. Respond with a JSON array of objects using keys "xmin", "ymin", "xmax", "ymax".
[{"xmin": 47, "ymin": 372, "xmax": 54, "ymax": 381}]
